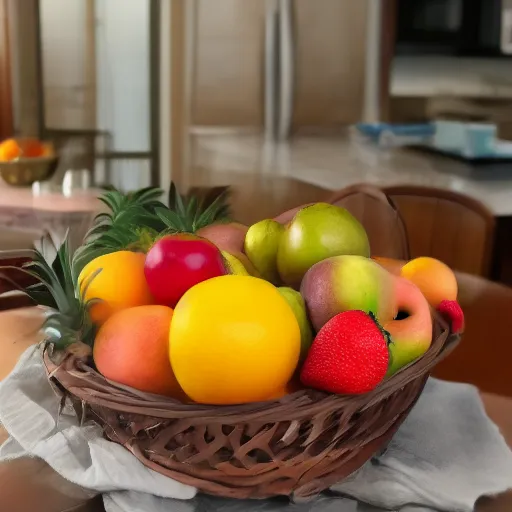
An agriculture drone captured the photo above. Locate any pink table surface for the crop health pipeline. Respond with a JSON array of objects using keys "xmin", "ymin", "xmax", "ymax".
[{"xmin": 0, "ymin": 181, "xmax": 101, "ymax": 213}]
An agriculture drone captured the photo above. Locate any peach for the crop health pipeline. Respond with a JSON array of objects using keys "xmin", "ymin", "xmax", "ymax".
[
  {"xmin": 400, "ymin": 257, "xmax": 457, "ymax": 308},
  {"xmin": 94, "ymin": 305, "xmax": 185, "ymax": 398},
  {"xmin": 196, "ymin": 222, "xmax": 248, "ymax": 254}
]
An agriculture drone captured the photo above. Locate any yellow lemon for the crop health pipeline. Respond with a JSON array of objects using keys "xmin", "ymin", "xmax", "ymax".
[{"xmin": 170, "ymin": 275, "xmax": 301, "ymax": 405}]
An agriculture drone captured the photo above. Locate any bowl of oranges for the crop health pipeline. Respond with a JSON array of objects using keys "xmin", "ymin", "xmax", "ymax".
[
  {"xmin": 23, "ymin": 184, "xmax": 461, "ymax": 500},
  {"xmin": 0, "ymin": 137, "xmax": 57, "ymax": 186}
]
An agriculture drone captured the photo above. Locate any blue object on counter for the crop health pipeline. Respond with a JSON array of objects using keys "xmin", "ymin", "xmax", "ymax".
[
  {"xmin": 432, "ymin": 121, "xmax": 497, "ymax": 158},
  {"xmin": 356, "ymin": 123, "xmax": 435, "ymax": 138},
  {"xmin": 355, "ymin": 123, "xmax": 435, "ymax": 148}
]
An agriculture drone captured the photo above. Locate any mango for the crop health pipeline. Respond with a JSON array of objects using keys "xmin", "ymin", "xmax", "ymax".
[
  {"xmin": 300, "ymin": 255, "xmax": 395, "ymax": 331},
  {"xmin": 277, "ymin": 203, "xmax": 370, "ymax": 289}
]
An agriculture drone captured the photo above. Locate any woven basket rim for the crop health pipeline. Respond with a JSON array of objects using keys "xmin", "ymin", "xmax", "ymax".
[{"xmin": 44, "ymin": 312, "xmax": 459, "ymax": 421}]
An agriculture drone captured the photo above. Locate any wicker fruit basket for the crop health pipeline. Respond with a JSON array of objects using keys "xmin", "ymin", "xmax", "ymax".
[
  {"xmin": 31, "ymin": 184, "xmax": 461, "ymax": 500},
  {"xmin": 44, "ymin": 317, "xmax": 458, "ymax": 499}
]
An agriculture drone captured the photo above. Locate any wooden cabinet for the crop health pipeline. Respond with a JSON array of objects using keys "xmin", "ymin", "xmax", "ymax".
[{"xmin": 190, "ymin": 0, "xmax": 369, "ymax": 129}]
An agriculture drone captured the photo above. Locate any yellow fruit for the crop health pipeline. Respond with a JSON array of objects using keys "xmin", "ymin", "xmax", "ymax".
[
  {"xmin": 400, "ymin": 256, "xmax": 457, "ymax": 308},
  {"xmin": 0, "ymin": 138, "xmax": 21, "ymax": 161},
  {"xmin": 170, "ymin": 275, "xmax": 301, "ymax": 405},
  {"xmin": 79, "ymin": 251, "xmax": 154, "ymax": 324},
  {"xmin": 221, "ymin": 251, "xmax": 250, "ymax": 276}
]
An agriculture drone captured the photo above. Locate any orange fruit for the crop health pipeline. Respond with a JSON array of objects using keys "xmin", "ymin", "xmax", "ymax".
[
  {"xmin": 170, "ymin": 275, "xmax": 301, "ymax": 405},
  {"xmin": 0, "ymin": 139, "xmax": 21, "ymax": 162},
  {"xmin": 400, "ymin": 256, "xmax": 457, "ymax": 308},
  {"xmin": 79, "ymin": 251, "xmax": 154, "ymax": 324},
  {"xmin": 19, "ymin": 138, "xmax": 45, "ymax": 158},
  {"xmin": 94, "ymin": 305, "xmax": 183, "ymax": 397}
]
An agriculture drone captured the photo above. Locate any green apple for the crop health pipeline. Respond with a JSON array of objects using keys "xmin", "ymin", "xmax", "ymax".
[{"xmin": 277, "ymin": 203, "xmax": 370, "ymax": 289}]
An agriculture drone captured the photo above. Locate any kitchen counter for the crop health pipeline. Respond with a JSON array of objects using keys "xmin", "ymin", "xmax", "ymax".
[{"xmin": 191, "ymin": 132, "xmax": 512, "ymax": 217}]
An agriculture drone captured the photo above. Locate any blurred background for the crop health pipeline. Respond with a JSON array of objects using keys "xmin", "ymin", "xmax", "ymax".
[{"xmin": 2, "ymin": 0, "xmax": 512, "ymax": 394}]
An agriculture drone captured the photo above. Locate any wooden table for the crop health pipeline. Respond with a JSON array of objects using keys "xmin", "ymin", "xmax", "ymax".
[{"xmin": 0, "ymin": 308, "xmax": 511, "ymax": 511}]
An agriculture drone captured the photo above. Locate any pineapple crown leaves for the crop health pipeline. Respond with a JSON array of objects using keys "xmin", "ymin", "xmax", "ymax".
[
  {"xmin": 79, "ymin": 183, "xmax": 232, "ymax": 265},
  {"xmin": 86, "ymin": 186, "xmax": 167, "ymax": 244},
  {"xmin": 0, "ymin": 233, "xmax": 97, "ymax": 349},
  {"xmin": 158, "ymin": 183, "xmax": 232, "ymax": 234}
]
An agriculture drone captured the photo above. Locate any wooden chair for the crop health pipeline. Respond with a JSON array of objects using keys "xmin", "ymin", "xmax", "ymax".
[
  {"xmin": 382, "ymin": 186, "xmax": 495, "ymax": 277},
  {"xmin": 0, "ymin": 227, "xmax": 41, "ymax": 311},
  {"xmin": 328, "ymin": 184, "xmax": 410, "ymax": 261}
]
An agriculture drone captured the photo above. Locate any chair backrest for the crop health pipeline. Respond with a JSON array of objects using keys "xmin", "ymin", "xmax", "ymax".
[
  {"xmin": 383, "ymin": 185, "xmax": 495, "ymax": 276},
  {"xmin": 328, "ymin": 184, "xmax": 410, "ymax": 261}
]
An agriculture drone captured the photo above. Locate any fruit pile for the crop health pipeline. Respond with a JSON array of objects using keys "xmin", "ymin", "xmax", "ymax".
[
  {"xmin": 0, "ymin": 137, "xmax": 53, "ymax": 161},
  {"xmin": 20, "ymin": 185, "xmax": 464, "ymax": 405}
]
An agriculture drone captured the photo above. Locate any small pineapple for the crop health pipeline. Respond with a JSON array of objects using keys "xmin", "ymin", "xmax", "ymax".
[
  {"xmin": 74, "ymin": 183, "xmax": 232, "ymax": 278},
  {"xmin": 1, "ymin": 234, "xmax": 97, "ymax": 352},
  {"xmin": 0, "ymin": 183, "xmax": 234, "ymax": 354}
]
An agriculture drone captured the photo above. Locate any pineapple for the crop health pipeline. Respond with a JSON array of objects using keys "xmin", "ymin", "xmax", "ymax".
[
  {"xmin": 0, "ymin": 183, "xmax": 232, "ymax": 352},
  {"xmin": 157, "ymin": 182, "xmax": 231, "ymax": 234},
  {"xmin": 1, "ymin": 234, "xmax": 97, "ymax": 352},
  {"xmin": 74, "ymin": 183, "xmax": 232, "ymax": 277}
]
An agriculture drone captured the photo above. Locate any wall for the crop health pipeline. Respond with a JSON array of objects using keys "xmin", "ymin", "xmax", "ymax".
[{"xmin": 392, "ymin": 56, "xmax": 512, "ymax": 99}]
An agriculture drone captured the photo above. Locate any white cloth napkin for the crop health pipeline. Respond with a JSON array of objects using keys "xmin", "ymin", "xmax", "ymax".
[{"xmin": 1, "ymin": 346, "xmax": 511, "ymax": 512}]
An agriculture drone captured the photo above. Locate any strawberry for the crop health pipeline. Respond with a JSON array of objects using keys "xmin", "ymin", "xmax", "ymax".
[
  {"xmin": 437, "ymin": 300, "xmax": 465, "ymax": 334},
  {"xmin": 300, "ymin": 310, "xmax": 390, "ymax": 395}
]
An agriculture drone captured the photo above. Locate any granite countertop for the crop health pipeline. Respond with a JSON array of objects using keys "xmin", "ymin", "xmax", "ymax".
[{"xmin": 191, "ymin": 133, "xmax": 512, "ymax": 217}]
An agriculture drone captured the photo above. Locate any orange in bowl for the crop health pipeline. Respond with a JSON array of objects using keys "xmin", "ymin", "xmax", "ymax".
[
  {"xmin": 0, "ymin": 137, "xmax": 50, "ymax": 162},
  {"xmin": 400, "ymin": 256, "xmax": 457, "ymax": 308},
  {"xmin": 0, "ymin": 139, "xmax": 22, "ymax": 162}
]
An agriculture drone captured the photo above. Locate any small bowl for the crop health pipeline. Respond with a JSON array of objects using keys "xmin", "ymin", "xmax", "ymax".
[{"xmin": 0, "ymin": 156, "xmax": 59, "ymax": 187}]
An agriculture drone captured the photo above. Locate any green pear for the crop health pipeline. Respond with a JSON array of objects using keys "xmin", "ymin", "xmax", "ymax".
[
  {"xmin": 277, "ymin": 203, "xmax": 370, "ymax": 289},
  {"xmin": 278, "ymin": 287, "xmax": 314, "ymax": 361},
  {"xmin": 244, "ymin": 219, "xmax": 284, "ymax": 284},
  {"xmin": 222, "ymin": 251, "xmax": 250, "ymax": 276}
]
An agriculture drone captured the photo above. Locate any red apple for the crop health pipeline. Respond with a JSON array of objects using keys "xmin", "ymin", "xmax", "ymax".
[{"xmin": 144, "ymin": 234, "xmax": 227, "ymax": 307}]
